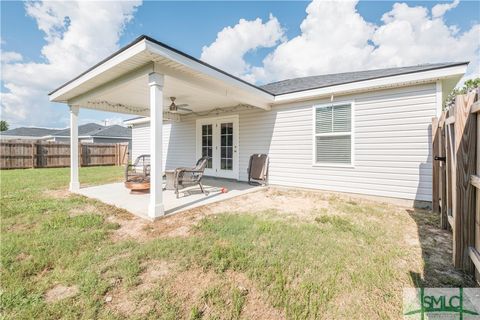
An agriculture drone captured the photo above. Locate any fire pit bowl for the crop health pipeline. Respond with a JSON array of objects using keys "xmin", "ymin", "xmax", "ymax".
[{"xmin": 125, "ymin": 177, "xmax": 150, "ymax": 194}]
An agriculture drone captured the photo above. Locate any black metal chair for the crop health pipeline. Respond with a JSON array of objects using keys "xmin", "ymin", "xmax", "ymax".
[
  {"xmin": 174, "ymin": 156, "xmax": 209, "ymax": 198},
  {"xmin": 125, "ymin": 154, "xmax": 151, "ymax": 182}
]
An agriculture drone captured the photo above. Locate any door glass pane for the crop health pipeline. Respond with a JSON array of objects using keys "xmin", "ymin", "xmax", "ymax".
[
  {"xmin": 220, "ymin": 122, "xmax": 233, "ymax": 171},
  {"xmin": 201, "ymin": 124, "xmax": 212, "ymax": 168}
]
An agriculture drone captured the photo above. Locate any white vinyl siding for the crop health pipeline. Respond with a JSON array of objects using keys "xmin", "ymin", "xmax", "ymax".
[
  {"xmin": 131, "ymin": 122, "xmax": 176, "ymax": 170},
  {"xmin": 314, "ymin": 103, "xmax": 352, "ymax": 165},
  {"xmin": 130, "ymin": 83, "xmax": 436, "ymax": 202}
]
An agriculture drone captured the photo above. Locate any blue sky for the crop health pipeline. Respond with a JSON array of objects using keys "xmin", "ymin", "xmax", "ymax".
[{"xmin": 1, "ymin": 1, "xmax": 479, "ymax": 128}]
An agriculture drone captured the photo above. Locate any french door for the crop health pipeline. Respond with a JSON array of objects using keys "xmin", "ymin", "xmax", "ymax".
[{"xmin": 196, "ymin": 116, "xmax": 239, "ymax": 179}]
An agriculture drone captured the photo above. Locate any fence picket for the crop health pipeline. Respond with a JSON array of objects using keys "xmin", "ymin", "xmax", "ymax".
[
  {"xmin": 433, "ymin": 90, "xmax": 479, "ymax": 281},
  {"xmin": 0, "ymin": 141, "xmax": 128, "ymax": 169}
]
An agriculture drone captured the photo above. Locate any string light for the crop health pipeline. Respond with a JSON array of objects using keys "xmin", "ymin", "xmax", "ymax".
[
  {"xmin": 85, "ymin": 100, "xmax": 258, "ymax": 120},
  {"xmin": 86, "ymin": 100, "xmax": 149, "ymax": 114},
  {"xmin": 185, "ymin": 104, "xmax": 256, "ymax": 117}
]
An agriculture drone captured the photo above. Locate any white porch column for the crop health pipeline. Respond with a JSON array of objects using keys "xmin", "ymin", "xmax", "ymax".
[
  {"xmin": 148, "ymin": 72, "xmax": 165, "ymax": 218},
  {"xmin": 69, "ymin": 105, "xmax": 80, "ymax": 192}
]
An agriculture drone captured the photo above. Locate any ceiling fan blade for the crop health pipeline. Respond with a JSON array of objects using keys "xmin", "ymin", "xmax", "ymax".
[
  {"xmin": 178, "ymin": 106, "xmax": 192, "ymax": 112},
  {"xmin": 176, "ymin": 104, "xmax": 189, "ymax": 108}
]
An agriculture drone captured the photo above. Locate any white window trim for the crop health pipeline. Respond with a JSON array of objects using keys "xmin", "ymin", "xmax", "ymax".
[{"xmin": 312, "ymin": 101, "xmax": 355, "ymax": 168}]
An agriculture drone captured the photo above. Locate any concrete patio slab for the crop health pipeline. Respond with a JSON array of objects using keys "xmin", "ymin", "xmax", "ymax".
[{"xmin": 76, "ymin": 178, "xmax": 263, "ymax": 219}]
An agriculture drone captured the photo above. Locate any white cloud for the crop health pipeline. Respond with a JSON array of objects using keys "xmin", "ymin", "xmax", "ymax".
[
  {"xmin": 202, "ymin": 0, "xmax": 479, "ymax": 84},
  {"xmin": 432, "ymin": 0, "xmax": 460, "ymax": 18},
  {"xmin": 252, "ymin": 0, "xmax": 376, "ymax": 83},
  {"xmin": 200, "ymin": 14, "xmax": 285, "ymax": 82},
  {"xmin": 370, "ymin": 2, "xmax": 479, "ymax": 76},
  {"xmin": 1, "ymin": 51, "xmax": 23, "ymax": 63},
  {"xmin": 1, "ymin": 1, "xmax": 141, "ymax": 128}
]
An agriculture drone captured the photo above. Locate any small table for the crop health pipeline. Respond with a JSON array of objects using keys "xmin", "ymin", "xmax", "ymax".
[{"xmin": 164, "ymin": 170, "xmax": 175, "ymax": 190}]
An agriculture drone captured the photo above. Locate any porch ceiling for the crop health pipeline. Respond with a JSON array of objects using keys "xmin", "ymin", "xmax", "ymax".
[
  {"xmin": 49, "ymin": 36, "xmax": 274, "ymax": 115},
  {"xmin": 71, "ymin": 71, "xmax": 257, "ymax": 116}
]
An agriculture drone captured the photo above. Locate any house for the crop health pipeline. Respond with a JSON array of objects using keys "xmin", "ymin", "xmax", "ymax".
[
  {"xmin": 0, "ymin": 127, "xmax": 61, "ymax": 140},
  {"xmin": 46, "ymin": 123, "xmax": 132, "ymax": 151},
  {"xmin": 49, "ymin": 35, "xmax": 467, "ymax": 219},
  {"xmin": 1, "ymin": 123, "xmax": 131, "ymax": 147}
]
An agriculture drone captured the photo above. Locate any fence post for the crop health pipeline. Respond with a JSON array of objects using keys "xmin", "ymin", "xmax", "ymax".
[
  {"xmin": 475, "ymin": 98, "xmax": 480, "ymax": 283},
  {"xmin": 432, "ymin": 117, "xmax": 440, "ymax": 214},
  {"xmin": 31, "ymin": 142, "xmax": 35, "ymax": 168},
  {"xmin": 115, "ymin": 143, "xmax": 119, "ymax": 166},
  {"xmin": 453, "ymin": 93, "xmax": 477, "ymax": 272},
  {"xmin": 439, "ymin": 112, "xmax": 448, "ymax": 230},
  {"xmin": 79, "ymin": 144, "xmax": 82, "ymax": 167}
]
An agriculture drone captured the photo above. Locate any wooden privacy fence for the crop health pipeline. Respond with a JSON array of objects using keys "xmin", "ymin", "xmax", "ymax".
[
  {"xmin": 432, "ymin": 89, "xmax": 479, "ymax": 280},
  {"xmin": 0, "ymin": 141, "xmax": 129, "ymax": 169}
]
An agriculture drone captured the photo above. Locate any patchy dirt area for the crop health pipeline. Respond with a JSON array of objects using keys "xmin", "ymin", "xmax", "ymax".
[
  {"xmin": 44, "ymin": 285, "xmax": 79, "ymax": 303},
  {"xmin": 106, "ymin": 215, "xmax": 151, "ymax": 242},
  {"xmin": 105, "ymin": 260, "xmax": 175, "ymax": 316},
  {"xmin": 224, "ymin": 271, "xmax": 286, "ymax": 320},
  {"xmin": 110, "ymin": 188, "xmax": 337, "ymax": 242},
  {"xmin": 105, "ymin": 262, "xmax": 285, "ymax": 319},
  {"xmin": 403, "ymin": 208, "xmax": 474, "ymax": 287},
  {"xmin": 15, "ymin": 252, "xmax": 32, "ymax": 262},
  {"xmin": 108, "ymin": 187, "xmax": 400, "ymax": 241},
  {"xmin": 69, "ymin": 204, "xmax": 99, "ymax": 217},
  {"xmin": 43, "ymin": 189, "xmax": 71, "ymax": 199},
  {"xmin": 103, "ymin": 187, "xmax": 476, "ymax": 289},
  {"xmin": 206, "ymin": 188, "xmax": 330, "ymax": 218}
]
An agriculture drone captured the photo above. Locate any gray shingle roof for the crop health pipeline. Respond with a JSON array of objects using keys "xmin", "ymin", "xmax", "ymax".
[
  {"xmin": 54, "ymin": 123, "xmax": 104, "ymax": 137},
  {"xmin": 0, "ymin": 127, "xmax": 61, "ymax": 137},
  {"xmin": 54, "ymin": 123, "xmax": 131, "ymax": 138},
  {"xmin": 91, "ymin": 125, "xmax": 131, "ymax": 138},
  {"xmin": 260, "ymin": 62, "xmax": 467, "ymax": 95}
]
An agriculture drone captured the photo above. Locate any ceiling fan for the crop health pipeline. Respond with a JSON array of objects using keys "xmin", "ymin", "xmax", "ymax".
[{"xmin": 168, "ymin": 97, "xmax": 192, "ymax": 113}]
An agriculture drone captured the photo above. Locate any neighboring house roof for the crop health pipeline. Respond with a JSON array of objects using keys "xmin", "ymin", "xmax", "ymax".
[
  {"xmin": 260, "ymin": 62, "xmax": 468, "ymax": 95},
  {"xmin": 53, "ymin": 123, "xmax": 131, "ymax": 138},
  {"xmin": 0, "ymin": 127, "xmax": 61, "ymax": 137},
  {"xmin": 90, "ymin": 125, "xmax": 132, "ymax": 138},
  {"xmin": 54, "ymin": 123, "xmax": 104, "ymax": 137}
]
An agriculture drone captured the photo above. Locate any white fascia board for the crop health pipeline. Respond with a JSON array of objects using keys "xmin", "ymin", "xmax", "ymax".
[
  {"xmin": 54, "ymin": 135, "xmax": 131, "ymax": 139},
  {"xmin": 49, "ymin": 40, "xmax": 148, "ymax": 102},
  {"xmin": 273, "ymin": 64, "xmax": 468, "ymax": 104},
  {"xmin": 124, "ymin": 117, "xmax": 150, "ymax": 125},
  {"xmin": 145, "ymin": 40, "xmax": 274, "ymax": 103},
  {"xmin": 91, "ymin": 136, "xmax": 132, "ymax": 139}
]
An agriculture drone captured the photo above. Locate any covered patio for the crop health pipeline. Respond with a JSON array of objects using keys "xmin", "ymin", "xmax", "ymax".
[
  {"xmin": 49, "ymin": 35, "xmax": 273, "ymax": 219},
  {"xmin": 77, "ymin": 177, "xmax": 262, "ymax": 218}
]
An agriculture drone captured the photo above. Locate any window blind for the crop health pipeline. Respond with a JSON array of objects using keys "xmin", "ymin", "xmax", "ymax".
[{"xmin": 314, "ymin": 104, "xmax": 352, "ymax": 165}]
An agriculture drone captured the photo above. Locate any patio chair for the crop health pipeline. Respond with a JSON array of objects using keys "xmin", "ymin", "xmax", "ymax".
[
  {"xmin": 247, "ymin": 154, "xmax": 269, "ymax": 186},
  {"xmin": 174, "ymin": 156, "xmax": 209, "ymax": 198},
  {"xmin": 125, "ymin": 154, "xmax": 151, "ymax": 182}
]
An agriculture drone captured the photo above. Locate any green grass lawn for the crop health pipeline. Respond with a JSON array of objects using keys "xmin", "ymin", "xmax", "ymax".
[{"xmin": 0, "ymin": 167, "xmax": 474, "ymax": 319}]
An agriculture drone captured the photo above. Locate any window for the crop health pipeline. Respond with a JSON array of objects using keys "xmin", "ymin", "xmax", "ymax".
[
  {"xmin": 314, "ymin": 103, "xmax": 353, "ymax": 165},
  {"xmin": 201, "ymin": 124, "xmax": 213, "ymax": 168},
  {"xmin": 220, "ymin": 122, "xmax": 233, "ymax": 170}
]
